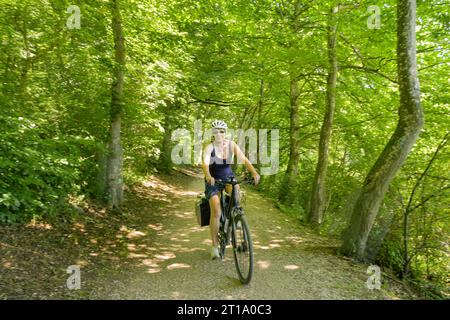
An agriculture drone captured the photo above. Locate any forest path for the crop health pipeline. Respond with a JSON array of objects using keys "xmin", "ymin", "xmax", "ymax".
[
  {"xmin": 0, "ymin": 168, "xmax": 413, "ymax": 299},
  {"xmin": 86, "ymin": 168, "xmax": 412, "ymax": 299}
]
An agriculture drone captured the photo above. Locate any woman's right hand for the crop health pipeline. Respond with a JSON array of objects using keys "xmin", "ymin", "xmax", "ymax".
[{"xmin": 206, "ymin": 176, "xmax": 215, "ymax": 186}]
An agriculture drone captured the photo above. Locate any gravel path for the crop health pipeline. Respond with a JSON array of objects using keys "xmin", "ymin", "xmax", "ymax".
[{"xmin": 85, "ymin": 169, "xmax": 413, "ymax": 300}]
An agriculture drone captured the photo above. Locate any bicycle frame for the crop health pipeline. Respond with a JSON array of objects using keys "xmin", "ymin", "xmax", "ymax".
[
  {"xmin": 216, "ymin": 177, "xmax": 248, "ymax": 251},
  {"xmin": 215, "ymin": 177, "xmax": 254, "ymax": 284},
  {"xmin": 217, "ymin": 177, "xmax": 242, "ymax": 231}
]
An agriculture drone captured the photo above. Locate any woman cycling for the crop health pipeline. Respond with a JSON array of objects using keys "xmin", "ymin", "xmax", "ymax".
[{"xmin": 202, "ymin": 120, "xmax": 260, "ymax": 259}]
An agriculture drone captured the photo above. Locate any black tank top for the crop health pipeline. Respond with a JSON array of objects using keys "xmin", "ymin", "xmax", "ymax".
[{"xmin": 209, "ymin": 141, "xmax": 234, "ymax": 180}]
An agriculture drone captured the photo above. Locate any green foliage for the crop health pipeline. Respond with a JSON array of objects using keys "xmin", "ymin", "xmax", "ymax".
[
  {"xmin": 0, "ymin": 115, "xmax": 100, "ymax": 223},
  {"xmin": 376, "ymin": 233, "xmax": 405, "ymax": 276},
  {"xmin": 276, "ymin": 201, "xmax": 306, "ymax": 222},
  {"xmin": 0, "ymin": 0, "xmax": 447, "ymax": 297}
]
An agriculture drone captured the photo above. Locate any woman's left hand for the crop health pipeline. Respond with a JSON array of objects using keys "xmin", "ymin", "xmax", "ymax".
[{"xmin": 252, "ymin": 173, "xmax": 260, "ymax": 185}]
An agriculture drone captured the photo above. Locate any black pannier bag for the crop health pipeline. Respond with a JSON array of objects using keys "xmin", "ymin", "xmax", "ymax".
[{"xmin": 195, "ymin": 195, "xmax": 210, "ymax": 227}]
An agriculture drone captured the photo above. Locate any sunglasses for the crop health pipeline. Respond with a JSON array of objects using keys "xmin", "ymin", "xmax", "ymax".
[{"xmin": 213, "ymin": 129, "xmax": 226, "ymax": 134}]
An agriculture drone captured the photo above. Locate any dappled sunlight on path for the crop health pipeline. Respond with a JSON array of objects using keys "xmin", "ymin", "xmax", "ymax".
[
  {"xmin": 0, "ymin": 168, "xmax": 413, "ymax": 299},
  {"xmin": 86, "ymin": 169, "xmax": 412, "ymax": 300}
]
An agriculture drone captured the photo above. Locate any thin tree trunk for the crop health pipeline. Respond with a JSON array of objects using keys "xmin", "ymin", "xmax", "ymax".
[
  {"xmin": 256, "ymin": 79, "xmax": 264, "ymax": 173},
  {"xmin": 308, "ymin": 6, "xmax": 338, "ymax": 225},
  {"xmin": 158, "ymin": 103, "xmax": 174, "ymax": 173},
  {"xmin": 279, "ymin": 75, "xmax": 301, "ymax": 205},
  {"xmin": 341, "ymin": 0, "xmax": 424, "ymax": 259},
  {"xmin": 106, "ymin": 0, "xmax": 125, "ymax": 208},
  {"xmin": 230, "ymin": 101, "xmax": 256, "ymax": 173},
  {"xmin": 402, "ymin": 131, "xmax": 449, "ymax": 276},
  {"xmin": 18, "ymin": 16, "xmax": 32, "ymax": 102},
  {"xmin": 2, "ymin": 31, "xmax": 13, "ymax": 97}
]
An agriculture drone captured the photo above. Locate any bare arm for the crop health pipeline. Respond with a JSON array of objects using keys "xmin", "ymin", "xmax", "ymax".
[
  {"xmin": 232, "ymin": 141, "xmax": 260, "ymax": 184},
  {"xmin": 202, "ymin": 144, "xmax": 214, "ymax": 184}
]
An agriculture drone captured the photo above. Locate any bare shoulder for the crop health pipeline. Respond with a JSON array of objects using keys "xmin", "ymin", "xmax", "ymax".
[
  {"xmin": 204, "ymin": 143, "xmax": 214, "ymax": 152},
  {"xmin": 229, "ymin": 140, "xmax": 239, "ymax": 151}
]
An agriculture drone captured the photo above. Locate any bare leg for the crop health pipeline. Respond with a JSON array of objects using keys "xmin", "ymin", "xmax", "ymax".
[{"xmin": 209, "ymin": 194, "xmax": 221, "ymax": 247}]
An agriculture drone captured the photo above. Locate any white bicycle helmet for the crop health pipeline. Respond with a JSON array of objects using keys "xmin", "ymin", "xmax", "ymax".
[{"xmin": 211, "ymin": 120, "xmax": 228, "ymax": 130}]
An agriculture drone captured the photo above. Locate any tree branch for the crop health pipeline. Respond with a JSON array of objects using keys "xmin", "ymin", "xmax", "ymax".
[
  {"xmin": 340, "ymin": 65, "xmax": 398, "ymax": 84},
  {"xmin": 406, "ymin": 131, "xmax": 450, "ymax": 214},
  {"xmin": 188, "ymin": 96, "xmax": 234, "ymax": 107}
]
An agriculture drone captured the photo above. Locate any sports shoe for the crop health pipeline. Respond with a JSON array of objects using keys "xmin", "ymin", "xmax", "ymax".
[{"xmin": 210, "ymin": 246, "xmax": 220, "ymax": 260}]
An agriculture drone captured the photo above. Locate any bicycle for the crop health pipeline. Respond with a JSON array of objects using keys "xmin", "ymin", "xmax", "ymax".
[{"xmin": 215, "ymin": 176, "xmax": 254, "ymax": 285}]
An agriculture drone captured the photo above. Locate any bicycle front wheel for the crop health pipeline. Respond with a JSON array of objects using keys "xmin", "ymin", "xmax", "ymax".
[{"xmin": 232, "ymin": 212, "xmax": 254, "ymax": 284}]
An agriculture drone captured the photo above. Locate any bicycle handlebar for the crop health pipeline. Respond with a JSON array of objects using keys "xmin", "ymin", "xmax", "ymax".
[{"xmin": 214, "ymin": 176, "xmax": 255, "ymax": 186}]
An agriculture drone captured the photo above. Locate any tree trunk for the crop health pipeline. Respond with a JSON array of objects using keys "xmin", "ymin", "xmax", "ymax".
[
  {"xmin": 2, "ymin": 31, "xmax": 13, "ymax": 97},
  {"xmin": 256, "ymin": 79, "xmax": 264, "ymax": 173},
  {"xmin": 105, "ymin": 0, "xmax": 125, "ymax": 208},
  {"xmin": 341, "ymin": 0, "xmax": 424, "ymax": 259},
  {"xmin": 17, "ymin": 16, "xmax": 32, "ymax": 103},
  {"xmin": 402, "ymin": 131, "xmax": 449, "ymax": 276},
  {"xmin": 308, "ymin": 6, "xmax": 338, "ymax": 225},
  {"xmin": 279, "ymin": 75, "xmax": 301, "ymax": 205},
  {"xmin": 158, "ymin": 103, "xmax": 175, "ymax": 173}
]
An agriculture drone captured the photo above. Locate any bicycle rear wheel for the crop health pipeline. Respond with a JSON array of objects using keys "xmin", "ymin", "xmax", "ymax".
[{"xmin": 231, "ymin": 210, "xmax": 254, "ymax": 284}]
